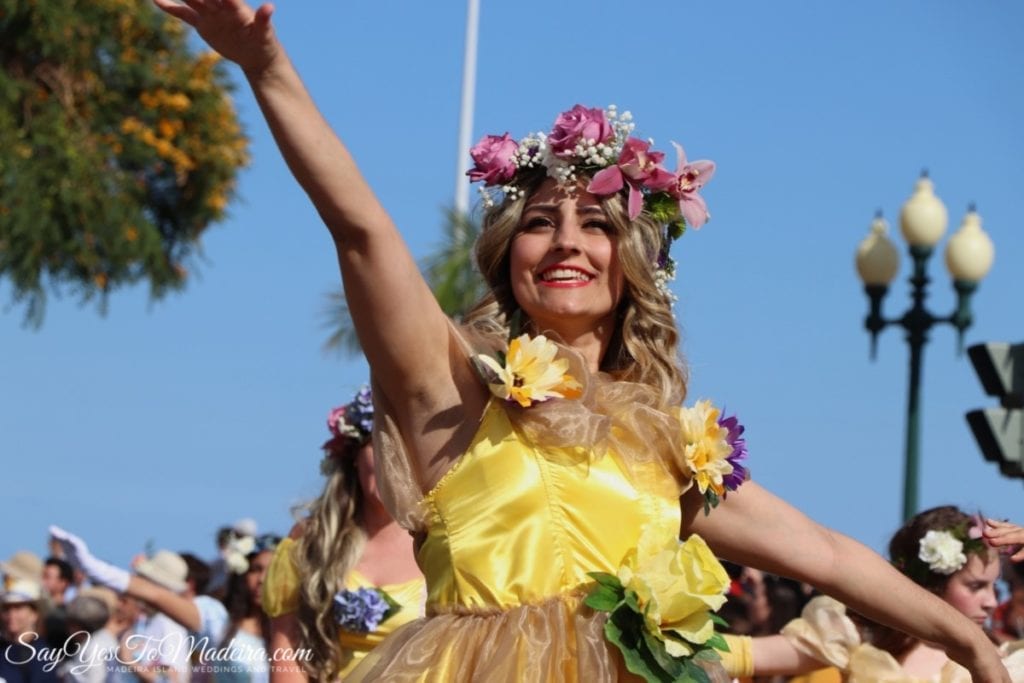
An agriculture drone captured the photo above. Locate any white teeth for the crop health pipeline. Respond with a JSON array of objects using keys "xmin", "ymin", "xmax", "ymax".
[{"xmin": 541, "ymin": 268, "xmax": 592, "ymax": 282}]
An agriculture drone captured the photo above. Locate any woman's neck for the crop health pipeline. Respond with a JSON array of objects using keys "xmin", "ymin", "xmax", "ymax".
[
  {"xmin": 362, "ymin": 498, "xmax": 401, "ymax": 538},
  {"xmin": 529, "ymin": 318, "xmax": 615, "ymax": 373}
]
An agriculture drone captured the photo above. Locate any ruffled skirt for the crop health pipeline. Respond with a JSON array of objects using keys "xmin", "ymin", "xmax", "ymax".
[{"xmin": 345, "ymin": 594, "xmax": 729, "ymax": 682}]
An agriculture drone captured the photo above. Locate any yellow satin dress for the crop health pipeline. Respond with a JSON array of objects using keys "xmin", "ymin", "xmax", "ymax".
[
  {"xmin": 262, "ymin": 537, "xmax": 426, "ymax": 678},
  {"xmin": 347, "ymin": 399, "xmax": 726, "ymax": 682}
]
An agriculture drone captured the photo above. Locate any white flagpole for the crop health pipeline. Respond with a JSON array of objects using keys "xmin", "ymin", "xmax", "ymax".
[{"xmin": 454, "ymin": 0, "xmax": 480, "ymax": 218}]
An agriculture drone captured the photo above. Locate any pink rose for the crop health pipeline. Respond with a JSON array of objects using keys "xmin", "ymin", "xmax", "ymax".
[
  {"xmin": 467, "ymin": 133, "xmax": 519, "ymax": 186},
  {"xmin": 327, "ymin": 406, "xmax": 347, "ymax": 437},
  {"xmin": 548, "ymin": 105, "xmax": 613, "ymax": 157}
]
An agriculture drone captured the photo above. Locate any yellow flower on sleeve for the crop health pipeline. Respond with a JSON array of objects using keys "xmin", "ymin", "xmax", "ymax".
[
  {"xmin": 476, "ymin": 334, "xmax": 582, "ymax": 408},
  {"xmin": 675, "ymin": 400, "xmax": 734, "ymax": 497}
]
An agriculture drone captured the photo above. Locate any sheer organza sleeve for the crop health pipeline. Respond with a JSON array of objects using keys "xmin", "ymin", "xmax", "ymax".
[
  {"xmin": 1000, "ymin": 641, "xmax": 1024, "ymax": 682},
  {"xmin": 371, "ymin": 382, "xmax": 430, "ymax": 532},
  {"xmin": 781, "ymin": 596, "xmax": 862, "ymax": 671},
  {"xmin": 371, "ymin": 320, "xmax": 487, "ymax": 533}
]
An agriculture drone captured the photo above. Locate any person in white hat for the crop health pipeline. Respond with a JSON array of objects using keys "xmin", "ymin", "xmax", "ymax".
[
  {"xmin": 1, "ymin": 579, "xmax": 44, "ymax": 642},
  {"xmin": 0, "ymin": 579, "xmax": 58, "ymax": 683}
]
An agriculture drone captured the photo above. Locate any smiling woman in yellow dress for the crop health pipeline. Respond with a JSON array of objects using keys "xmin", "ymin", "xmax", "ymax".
[{"xmin": 151, "ymin": 2, "xmax": 1012, "ymax": 680}]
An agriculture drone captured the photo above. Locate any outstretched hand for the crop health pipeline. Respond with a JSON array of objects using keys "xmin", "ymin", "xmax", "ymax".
[
  {"xmin": 48, "ymin": 524, "xmax": 132, "ymax": 592},
  {"xmin": 152, "ymin": 0, "xmax": 279, "ymax": 74},
  {"xmin": 983, "ymin": 518, "xmax": 1024, "ymax": 562}
]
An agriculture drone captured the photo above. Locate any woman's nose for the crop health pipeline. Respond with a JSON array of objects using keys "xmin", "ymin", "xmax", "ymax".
[
  {"xmin": 983, "ymin": 586, "xmax": 999, "ymax": 611},
  {"xmin": 551, "ymin": 219, "xmax": 582, "ymax": 252}
]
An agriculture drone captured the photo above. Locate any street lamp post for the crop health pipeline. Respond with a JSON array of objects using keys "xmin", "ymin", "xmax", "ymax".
[{"xmin": 855, "ymin": 173, "xmax": 995, "ymax": 521}]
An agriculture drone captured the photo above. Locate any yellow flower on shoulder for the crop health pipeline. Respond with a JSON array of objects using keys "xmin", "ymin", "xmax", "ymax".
[
  {"xmin": 675, "ymin": 400, "xmax": 734, "ymax": 497},
  {"xmin": 476, "ymin": 334, "xmax": 582, "ymax": 408},
  {"xmin": 617, "ymin": 523, "xmax": 729, "ymax": 657}
]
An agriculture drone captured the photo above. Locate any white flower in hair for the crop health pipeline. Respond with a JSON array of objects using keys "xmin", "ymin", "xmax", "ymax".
[
  {"xmin": 224, "ymin": 535, "xmax": 256, "ymax": 574},
  {"xmin": 918, "ymin": 529, "xmax": 967, "ymax": 575}
]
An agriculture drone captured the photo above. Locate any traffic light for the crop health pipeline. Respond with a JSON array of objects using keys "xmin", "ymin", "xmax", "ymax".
[{"xmin": 966, "ymin": 342, "xmax": 1024, "ymax": 478}]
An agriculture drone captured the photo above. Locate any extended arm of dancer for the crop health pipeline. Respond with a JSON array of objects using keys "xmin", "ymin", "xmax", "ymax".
[
  {"xmin": 152, "ymin": 0, "xmax": 464, "ymax": 422},
  {"xmin": 682, "ymin": 483, "xmax": 1010, "ymax": 682}
]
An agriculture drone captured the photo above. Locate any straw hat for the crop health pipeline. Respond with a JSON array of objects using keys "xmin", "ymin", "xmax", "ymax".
[
  {"xmin": 134, "ymin": 551, "xmax": 188, "ymax": 593},
  {"xmin": 0, "ymin": 551, "xmax": 44, "ymax": 583}
]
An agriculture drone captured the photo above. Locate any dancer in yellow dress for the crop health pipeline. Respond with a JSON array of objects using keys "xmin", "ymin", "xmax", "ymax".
[
  {"xmin": 262, "ymin": 387, "xmax": 423, "ymax": 681},
  {"xmin": 721, "ymin": 506, "xmax": 1024, "ymax": 682},
  {"xmin": 152, "ymin": 2, "xmax": 1012, "ymax": 680}
]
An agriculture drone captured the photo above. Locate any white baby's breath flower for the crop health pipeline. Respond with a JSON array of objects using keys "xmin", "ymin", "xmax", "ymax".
[{"xmin": 918, "ymin": 530, "xmax": 967, "ymax": 575}]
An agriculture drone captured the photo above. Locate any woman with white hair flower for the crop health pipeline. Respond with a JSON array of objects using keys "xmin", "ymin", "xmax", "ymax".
[
  {"xmin": 720, "ymin": 506, "xmax": 1024, "ymax": 682},
  {"xmin": 152, "ymin": 1, "xmax": 1012, "ymax": 680}
]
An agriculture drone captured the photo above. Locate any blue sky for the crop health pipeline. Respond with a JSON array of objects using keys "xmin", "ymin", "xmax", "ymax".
[{"xmin": 2, "ymin": 1, "xmax": 1022, "ymax": 570}]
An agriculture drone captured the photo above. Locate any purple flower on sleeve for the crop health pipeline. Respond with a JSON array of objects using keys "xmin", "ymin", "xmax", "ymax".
[{"xmin": 718, "ymin": 413, "xmax": 748, "ymax": 493}]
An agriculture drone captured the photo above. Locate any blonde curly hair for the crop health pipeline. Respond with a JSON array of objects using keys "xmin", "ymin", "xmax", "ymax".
[
  {"xmin": 290, "ymin": 445, "xmax": 366, "ymax": 681},
  {"xmin": 463, "ymin": 169, "xmax": 688, "ymax": 409}
]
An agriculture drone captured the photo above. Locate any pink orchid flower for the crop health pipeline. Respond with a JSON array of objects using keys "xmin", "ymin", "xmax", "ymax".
[
  {"xmin": 668, "ymin": 142, "xmax": 715, "ymax": 229},
  {"xmin": 588, "ymin": 138, "xmax": 675, "ymax": 219},
  {"xmin": 968, "ymin": 513, "xmax": 985, "ymax": 540}
]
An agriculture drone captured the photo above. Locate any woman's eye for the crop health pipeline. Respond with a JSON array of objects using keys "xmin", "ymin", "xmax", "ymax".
[
  {"xmin": 520, "ymin": 216, "xmax": 553, "ymax": 231},
  {"xmin": 584, "ymin": 220, "xmax": 612, "ymax": 232}
]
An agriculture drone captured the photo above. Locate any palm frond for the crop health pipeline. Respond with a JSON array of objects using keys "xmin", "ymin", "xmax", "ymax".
[{"xmin": 320, "ymin": 207, "xmax": 485, "ymax": 356}]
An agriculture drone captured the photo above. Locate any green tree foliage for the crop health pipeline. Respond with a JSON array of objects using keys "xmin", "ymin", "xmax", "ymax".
[
  {"xmin": 0, "ymin": 0, "xmax": 249, "ymax": 324},
  {"xmin": 322, "ymin": 208, "xmax": 486, "ymax": 355}
]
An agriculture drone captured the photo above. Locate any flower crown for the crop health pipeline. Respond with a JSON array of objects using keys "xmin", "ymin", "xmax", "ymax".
[
  {"xmin": 467, "ymin": 104, "xmax": 715, "ymax": 299},
  {"xmin": 321, "ymin": 385, "xmax": 374, "ymax": 470},
  {"xmin": 900, "ymin": 515, "xmax": 988, "ymax": 578}
]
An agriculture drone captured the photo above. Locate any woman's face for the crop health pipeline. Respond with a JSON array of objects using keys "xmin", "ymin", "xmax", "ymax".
[
  {"xmin": 941, "ymin": 553, "xmax": 1000, "ymax": 625},
  {"xmin": 244, "ymin": 550, "xmax": 273, "ymax": 608},
  {"xmin": 509, "ymin": 179, "xmax": 624, "ymax": 335}
]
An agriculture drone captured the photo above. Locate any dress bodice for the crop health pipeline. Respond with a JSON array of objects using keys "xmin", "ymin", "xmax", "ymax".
[
  {"xmin": 261, "ymin": 537, "xmax": 425, "ymax": 677},
  {"xmin": 418, "ymin": 400, "xmax": 681, "ymax": 611}
]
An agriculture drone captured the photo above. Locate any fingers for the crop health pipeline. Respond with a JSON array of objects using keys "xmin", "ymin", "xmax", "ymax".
[
  {"xmin": 981, "ymin": 519, "xmax": 1024, "ymax": 561},
  {"xmin": 153, "ymin": 0, "xmax": 200, "ymax": 27},
  {"xmin": 984, "ymin": 521, "xmax": 1024, "ymax": 543},
  {"xmin": 254, "ymin": 2, "xmax": 275, "ymax": 24}
]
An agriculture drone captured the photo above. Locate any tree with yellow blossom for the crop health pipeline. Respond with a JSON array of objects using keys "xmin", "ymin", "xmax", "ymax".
[{"xmin": 0, "ymin": 0, "xmax": 249, "ymax": 324}]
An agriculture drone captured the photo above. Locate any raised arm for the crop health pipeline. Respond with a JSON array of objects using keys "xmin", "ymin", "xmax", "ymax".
[
  {"xmin": 49, "ymin": 526, "xmax": 205, "ymax": 633},
  {"xmin": 152, "ymin": 1, "xmax": 465, "ymax": 423},
  {"xmin": 681, "ymin": 483, "xmax": 1011, "ymax": 683}
]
